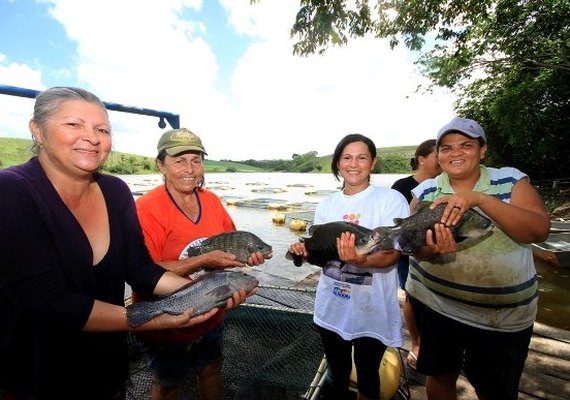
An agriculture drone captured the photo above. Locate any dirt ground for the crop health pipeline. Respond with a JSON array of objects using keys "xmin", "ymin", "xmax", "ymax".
[
  {"xmin": 549, "ymin": 201, "xmax": 570, "ymax": 220},
  {"xmin": 538, "ymin": 186, "xmax": 570, "ymax": 220}
]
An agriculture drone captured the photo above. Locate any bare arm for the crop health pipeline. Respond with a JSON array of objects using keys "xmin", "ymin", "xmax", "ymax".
[
  {"xmin": 158, "ymin": 250, "xmax": 271, "ymax": 277},
  {"xmin": 82, "ymin": 300, "xmax": 220, "ymax": 332},
  {"xmin": 82, "ymin": 271, "xmax": 250, "ymax": 332},
  {"xmin": 156, "ymin": 251, "xmax": 246, "ymax": 276}
]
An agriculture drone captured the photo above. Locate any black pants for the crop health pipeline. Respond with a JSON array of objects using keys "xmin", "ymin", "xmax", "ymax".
[{"xmin": 317, "ymin": 325, "xmax": 386, "ymax": 400}]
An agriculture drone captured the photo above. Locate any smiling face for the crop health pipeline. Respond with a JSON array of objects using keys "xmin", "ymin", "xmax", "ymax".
[
  {"xmin": 437, "ymin": 133, "xmax": 486, "ymax": 182},
  {"xmin": 30, "ymin": 99, "xmax": 112, "ymax": 178},
  {"xmin": 337, "ymin": 141, "xmax": 377, "ymax": 194},
  {"xmin": 159, "ymin": 151, "xmax": 205, "ymax": 195}
]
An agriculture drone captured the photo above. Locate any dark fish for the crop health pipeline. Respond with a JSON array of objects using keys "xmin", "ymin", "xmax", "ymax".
[
  {"xmin": 185, "ymin": 231, "xmax": 273, "ymax": 263},
  {"xmin": 285, "ymin": 221, "xmax": 382, "ymax": 267},
  {"xmin": 374, "ymin": 201, "xmax": 494, "ymax": 255},
  {"xmin": 126, "ymin": 271, "xmax": 258, "ymax": 328}
]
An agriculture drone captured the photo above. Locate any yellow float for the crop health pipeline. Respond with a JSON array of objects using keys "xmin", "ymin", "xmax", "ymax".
[
  {"xmin": 349, "ymin": 347, "xmax": 402, "ymax": 400},
  {"xmin": 289, "ymin": 219, "xmax": 308, "ymax": 231},
  {"xmin": 271, "ymin": 213, "xmax": 286, "ymax": 224}
]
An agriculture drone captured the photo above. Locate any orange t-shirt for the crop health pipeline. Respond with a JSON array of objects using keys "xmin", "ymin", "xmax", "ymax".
[{"xmin": 133, "ymin": 185, "xmax": 236, "ymax": 343}]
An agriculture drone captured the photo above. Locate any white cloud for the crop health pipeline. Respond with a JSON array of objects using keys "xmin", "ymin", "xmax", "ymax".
[
  {"xmin": 0, "ymin": 0, "xmax": 456, "ymax": 160},
  {"xmin": 0, "ymin": 55, "xmax": 45, "ymax": 139}
]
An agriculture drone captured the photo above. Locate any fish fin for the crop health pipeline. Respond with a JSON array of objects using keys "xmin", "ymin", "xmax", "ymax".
[
  {"xmin": 308, "ymin": 224, "xmax": 322, "ymax": 235},
  {"xmin": 185, "ymin": 247, "xmax": 201, "ymax": 257},
  {"xmin": 400, "ymin": 243, "xmax": 419, "ymax": 256},
  {"xmin": 208, "ymin": 285, "xmax": 234, "ymax": 298},
  {"xmin": 413, "ymin": 201, "xmax": 433, "ymax": 213},
  {"xmin": 285, "ymin": 250, "xmax": 304, "ymax": 267}
]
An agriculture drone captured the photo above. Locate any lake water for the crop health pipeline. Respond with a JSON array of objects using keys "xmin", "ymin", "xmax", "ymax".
[{"xmin": 118, "ymin": 172, "xmax": 570, "ymax": 331}]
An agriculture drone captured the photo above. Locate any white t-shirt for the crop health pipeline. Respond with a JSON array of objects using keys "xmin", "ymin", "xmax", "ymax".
[{"xmin": 313, "ymin": 185, "xmax": 409, "ymax": 346}]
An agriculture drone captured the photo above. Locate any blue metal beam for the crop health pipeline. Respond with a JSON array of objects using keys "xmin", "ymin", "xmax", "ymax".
[{"xmin": 0, "ymin": 84, "xmax": 180, "ymax": 130}]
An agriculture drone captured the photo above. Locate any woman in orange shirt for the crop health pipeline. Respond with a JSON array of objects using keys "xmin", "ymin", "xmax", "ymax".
[{"xmin": 133, "ymin": 128, "xmax": 269, "ymax": 400}]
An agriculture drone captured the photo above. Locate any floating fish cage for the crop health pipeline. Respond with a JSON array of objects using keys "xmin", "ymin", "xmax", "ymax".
[
  {"xmin": 304, "ymin": 189, "xmax": 339, "ymax": 197},
  {"xmin": 223, "ymin": 197, "xmax": 311, "ymax": 212},
  {"xmin": 250, "ymin": 187, "xmax": 288, "ymax": 194}
]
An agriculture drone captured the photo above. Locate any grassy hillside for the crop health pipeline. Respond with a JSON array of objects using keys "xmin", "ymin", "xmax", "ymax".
[
  {"xmin": 0, "ymin": 137, "xmax": 266, "ymax": 173},
  {"xmin": 0, "ymin": 138, "xmax": 34, "ymax": 168},
  {"xmin": 0, "ymin": 137, "xmax": 416, "ymax": 174},
  {"xmin": 314, "ymin": 145, "xmax": 417, "ymax": 173}
]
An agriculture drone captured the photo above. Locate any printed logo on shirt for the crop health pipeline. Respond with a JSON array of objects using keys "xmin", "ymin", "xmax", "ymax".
[
  {"xmin": 342, "ymin": 212, "xmax": 361, "ymax": 225},
  {"xmin": 323, "ymin": 261, "xmax": 373, "ymax": 286},
  {"xmin": 332, "ymin": 282, "xmax": 351, "ymax": 300}
]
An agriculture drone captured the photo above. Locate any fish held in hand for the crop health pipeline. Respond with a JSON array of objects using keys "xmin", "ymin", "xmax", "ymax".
[
  {"xmin": 286, "ymin": 221, "xmax": 382, "ymax": 267},
  {"xmin": 126, "ymin": 271, "xmax": 259, "ymax": 328},
  {"xmin": 185, "ymin": 231, "xmax": 273, "ymax": 263},
  {"xmin": 374, "ymin": 201, "xmax": 494, "ymax": 255}
]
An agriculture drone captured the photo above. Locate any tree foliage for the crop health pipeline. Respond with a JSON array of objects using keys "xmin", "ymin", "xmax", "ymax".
[{"xmin": 285, "ymin": 0, "xmax": 570, "ymax": 180}]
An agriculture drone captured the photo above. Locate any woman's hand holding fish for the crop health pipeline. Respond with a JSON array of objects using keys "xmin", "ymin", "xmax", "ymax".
[
  {"xmin": 288, "ymin": 242, "xmax": 308, "ymax": 259},
  {"xmin": 225, "ymin": 287, "xmax": 255, "ymax": 310},
  {"xmin": 431, "ymin": 192, "xmax": 484, "ymax": 226},
  {"xmin": 202, "ymin": 250, "xmax": 248, "ymax": 269},
  {"xmin": 136, "ymin": 307, "xmax": 220, "ymax": 331},
  {"xmin": 426, "ymin": 224, "xmax": 457, "ymax": 255},
  {"xmin": 336, "ymin": 232, "xmax": 366, "ymax": 265},
  {"xmin": 246, "ymin": 251, "xmax": 272, "ymax": 266}
]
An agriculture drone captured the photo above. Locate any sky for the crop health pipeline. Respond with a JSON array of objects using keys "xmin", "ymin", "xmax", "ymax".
[{"xmin": 0, "ymin": 0, "xmax": 457, "ymax": 161}]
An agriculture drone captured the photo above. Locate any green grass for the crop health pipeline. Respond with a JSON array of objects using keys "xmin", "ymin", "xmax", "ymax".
[
  {"xmin": 0, "ymin": 137, "xmax": 266, "ymax": 173},
  {"xmin": 0, "ymin": 138, "xmax": 35, "ymax": 168},
  {"xmin": 0, "ymin": 137, "xmax": 416, "ymax": 174}
]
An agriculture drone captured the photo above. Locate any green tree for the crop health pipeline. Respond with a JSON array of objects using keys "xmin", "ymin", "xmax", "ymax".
[
  {"xmin": 282, "ymin": 0, "xmax": 570, "ymax": 180},
  {"xmin": 375, "ymin": 153, "xmax": 410, "ymax": 174},
  {"xmin": 292, "ymin": 151, "xmax": 320, "ymax": 172}
]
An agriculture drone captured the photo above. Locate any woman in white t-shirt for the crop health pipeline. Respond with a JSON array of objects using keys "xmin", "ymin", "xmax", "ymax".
[{"xmin": 288, "ymin": 134, "xmax": 409, "ymax": 400}]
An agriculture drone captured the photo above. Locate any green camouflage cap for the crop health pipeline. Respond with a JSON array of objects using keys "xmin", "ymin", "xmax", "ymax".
[{"xmin": 157, "ymin": 128, "xmax": 207, "ymax": 156}]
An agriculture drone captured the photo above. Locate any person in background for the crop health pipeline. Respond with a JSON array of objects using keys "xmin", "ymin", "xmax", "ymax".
[
  {"xmin": 408, "ymin": 117, "xmax": 550, "ymax": 400},
  {"xmin": 0, "ymin": 87, "xmax": 247, "ymax": 400},
  {"xmin": 288, "ymin": 133, "xmax": 409, "ymax": 400},
  {"xmin": 133, "ymin": 128, "xmax": 270, "ymax": 400},
  {"xmin": 390, "ymin": 139, "xmax": 441, "ymax": 369}
]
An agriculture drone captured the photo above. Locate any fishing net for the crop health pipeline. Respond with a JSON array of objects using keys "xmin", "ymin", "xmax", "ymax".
[
  {"xmin": 126, "ymin": 284, "xmax": 410, "ymax": 400},
  {"xmin": 126, "ymin": 285, "xmax": 324, "ymax": 400}
]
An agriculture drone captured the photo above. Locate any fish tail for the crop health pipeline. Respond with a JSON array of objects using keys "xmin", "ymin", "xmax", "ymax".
[
  {"xmin": 285, "ymin": 250, "xmax": 304, "ymax": 267},
  {"xmin": 126, "ymin": 303, "xmax": 157, "ymax": 328}
]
